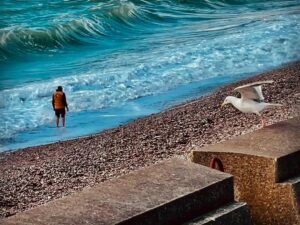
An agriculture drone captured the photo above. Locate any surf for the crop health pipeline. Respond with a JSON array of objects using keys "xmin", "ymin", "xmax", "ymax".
[{"xmin": 0, "ymin": 0, "xmax": 300, "ymax": 151}]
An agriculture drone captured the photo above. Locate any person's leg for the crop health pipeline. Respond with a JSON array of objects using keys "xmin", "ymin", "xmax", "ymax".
[
  {"xmin": 61, "ymin": 109, "xmax": 66, "ymax": 127},
  {"xmin": 56, "ymin": 116, "xmax": 59, "ymax": 127},
  {"xmin": 55, "ymin": 110, "xmax": 60, "ymax": 127}
]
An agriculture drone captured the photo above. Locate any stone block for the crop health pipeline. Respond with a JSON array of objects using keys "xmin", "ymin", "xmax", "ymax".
[{"xmin": 190, "ymin": 117, "xmax": 300, "ymax": 225}]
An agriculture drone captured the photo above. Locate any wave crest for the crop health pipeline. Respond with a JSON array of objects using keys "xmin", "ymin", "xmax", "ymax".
[
  {"xmin": 0, "ymin": 1, "xmax": 150, "ymax": 59},
  {"xmin": 0, "ymin": 18, "xmax": 107, "ymax": 58}
]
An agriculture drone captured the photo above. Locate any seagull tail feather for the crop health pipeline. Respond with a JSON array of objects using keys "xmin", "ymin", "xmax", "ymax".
[{"xmin": 265, "ymin": 103, "xmax": 283, "ymax": 108}]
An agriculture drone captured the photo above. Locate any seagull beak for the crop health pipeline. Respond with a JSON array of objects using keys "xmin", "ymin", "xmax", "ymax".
[{"xmin": 221, "ymin": 102, "xmax": 225, "ymax": 108}]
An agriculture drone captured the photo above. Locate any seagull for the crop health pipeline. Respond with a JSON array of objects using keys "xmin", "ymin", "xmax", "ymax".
[{"xmin": 221, "ymin": 80, "xmax": 282, "ymax": 127}]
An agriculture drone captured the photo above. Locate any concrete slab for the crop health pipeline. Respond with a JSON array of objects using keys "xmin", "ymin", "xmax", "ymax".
[
  {"xmin": 285, "ymin": 175, "xmax": 300, "ymax": 220},
  {"xmin": 1, "ymin": 158, "xmax": 234, "ymax": 225},
  {"xmin": 184, "ymin": 202, "xmax": 251, "ymax": 225},
  {"xmin": 190, "ymin": 117, "xmax": 300, "ymax": 225},
  {"xmin": 192, "ymin": 116, "xmax": 300, "ymax": 182},
  {"xmin": 196, "ymin": 117, "xmax": 300, "ymax": 159}
]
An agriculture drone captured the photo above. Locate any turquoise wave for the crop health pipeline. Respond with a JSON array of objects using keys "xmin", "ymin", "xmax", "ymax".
[
  {"xmin": 1, "ymin": 0, "xmax": 299, "ymax": 60},
  {"xmin": 0, "ymin": 0, "xmax": 150, "ymax": 59}
]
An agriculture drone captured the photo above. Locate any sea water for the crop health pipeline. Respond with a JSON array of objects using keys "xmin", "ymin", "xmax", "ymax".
[{"xmin": 1, "ymin": 0, "xmax": 300, "ymax": 151}]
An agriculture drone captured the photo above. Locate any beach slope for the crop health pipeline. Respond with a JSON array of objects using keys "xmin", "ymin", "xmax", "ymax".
[{"xmin": 0, "ymin": 62, "xmax": 299, "ymax": 217}]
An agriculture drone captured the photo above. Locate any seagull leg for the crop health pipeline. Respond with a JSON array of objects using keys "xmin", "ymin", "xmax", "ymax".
[
  {"xmin": 261, "ymin": 116, "xmax": 266, "ymax": 128},
  {"xmin": 255, "ymin": 112, "xmax": 265, "ymax": 128}
]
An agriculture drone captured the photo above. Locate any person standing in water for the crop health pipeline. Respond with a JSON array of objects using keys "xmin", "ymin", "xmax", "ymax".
[{"xmin": 52, "ymin": 86, "xmax": 69, "ymax": 127}]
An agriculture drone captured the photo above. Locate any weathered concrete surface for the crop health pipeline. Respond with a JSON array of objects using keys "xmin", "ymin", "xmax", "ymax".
[
  {"xmin": 1, "ymin": 158, "xmax": 236, "ymax": 225},
  {"xmin": 191, "ymin": 116, "xmax": 300, "ymax": 182},
  {"xmin": 285, "ymin": 175, "xmax": 300, "ymax": 222},
  {"xmin": 184, "ymin": 202, "xmax": 251, "ymax": 225},
  {"xmin": 190, "ymin": 117, "xmax": 300, "ymax": 225}
]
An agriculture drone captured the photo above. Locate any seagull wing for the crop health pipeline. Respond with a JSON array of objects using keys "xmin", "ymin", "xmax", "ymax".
[{"xmin": 234, "ymin": 80, "xmax": 273, "ymax": 101}]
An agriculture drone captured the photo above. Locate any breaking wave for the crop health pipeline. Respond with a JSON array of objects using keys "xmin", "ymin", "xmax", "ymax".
[
  {"xmin": 2, "ymin": 0, "xmax": 298, "ymax": 60},
  {"xmin": 0, "ymin": 0, "xmax": 153, "ymax": 59}
]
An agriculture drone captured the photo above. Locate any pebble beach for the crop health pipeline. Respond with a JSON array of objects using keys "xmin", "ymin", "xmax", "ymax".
[{"xmin": 0, "ymin": 62, "xmax": 300, "ymax": 218}]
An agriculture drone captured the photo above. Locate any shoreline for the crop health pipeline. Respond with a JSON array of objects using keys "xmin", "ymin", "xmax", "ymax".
[{"xmin": 1, "ymin": 62, "xmax": 300, "ymax": 218}]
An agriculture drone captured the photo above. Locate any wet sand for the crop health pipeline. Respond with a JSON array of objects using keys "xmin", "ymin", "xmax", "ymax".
[{"xmin": 0, "ymin": 62, "xmax": 299, "ymax": 218}]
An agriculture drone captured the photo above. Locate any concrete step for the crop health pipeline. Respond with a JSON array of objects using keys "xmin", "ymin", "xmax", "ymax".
[
  {"xmin": 183, "ymin": 202, "xmax": 251, "ymax": 225},
  {"xmin": 190, "ymin": 116, "xmax": 300, "ymax": 225},
  {"xmin": 282, "ymin": 175, "xmax": 300, "ymax": 222},
  {"xmin": 191, "ymin": 116, "xmax": 300, "ymax": 183},
  {"xmin": 1, "ymin": 158, "xmax": 244, "ymax": 225}
]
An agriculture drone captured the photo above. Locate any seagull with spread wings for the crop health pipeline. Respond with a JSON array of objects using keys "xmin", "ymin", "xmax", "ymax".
[{"xmin": 221, "ymin": 80, "xmax": 282, "ymax": 127}]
